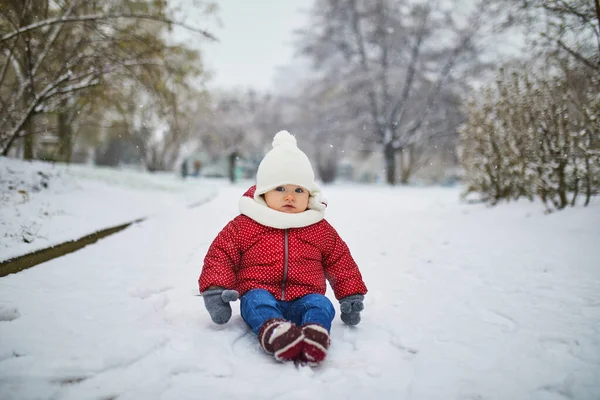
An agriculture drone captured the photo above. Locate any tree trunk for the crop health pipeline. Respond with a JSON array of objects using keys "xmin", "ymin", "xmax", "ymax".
[
  {"xmin": 584, "ymin": 154, "xmax": 592, "ymax": 206},
  {"xmin": 57, "ymin": 106, "xmax": 72, "ymax": 163},
  {"xmin": 22, "ymin": 6, "xmax": 35, "ymax": 161},
  {"xmin": 384, "ymin": 143, "xmax": 396, "ymax": 185},
  {"xmin": 594, "ymin": 0, "xmax": 600, "ymax": 63},
  {"xmin": 556, "ymin": 162, "xmax": 568, "ymax": 209},
  {"xmin": 399, "ymin": 147, "xmax": 413, "ymax": 185},
  {"xmin": 23, "ymin": 115, "xmax": 35, "ymax": 160},
  {"xmin": 570, "ymin": 150, "xmax": 579, "ymax": 207},
  {"xmin": 228, "ymin": 150, "xmax": 238, "ymax": 183}
]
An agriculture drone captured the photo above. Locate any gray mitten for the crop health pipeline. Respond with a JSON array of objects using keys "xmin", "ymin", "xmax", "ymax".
[
  {"xmin": 202, "ymin": 288, "xmax": 239, "ymax": 324},
  {"xmin": 339, "ymin": 294, "xmax": 364, "ymax": 326}
]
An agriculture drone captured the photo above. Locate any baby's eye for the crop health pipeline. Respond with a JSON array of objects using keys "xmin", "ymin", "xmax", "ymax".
[
  {"xmin": 295, "ymin": 188, "xmax": 304, "ymax": 193},
  {"xmin": 275, "ymin": 187, "xmax": 285, "ymax": 192}
]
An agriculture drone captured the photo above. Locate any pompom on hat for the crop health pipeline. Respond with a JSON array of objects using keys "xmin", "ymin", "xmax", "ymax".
[{"xmin": 254, "ymin": 131, "xmax": 326, "ymax": 211}]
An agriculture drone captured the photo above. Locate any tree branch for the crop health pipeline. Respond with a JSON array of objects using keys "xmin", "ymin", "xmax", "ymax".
[
  {"xmin": 556, "ymin": 38, "xmax": 599, "ymax": 71},
  {"xmin": 348, "ymin": 0, "xmax": 384, "ymax": 141},
  {"xmin": 395, "ymin": 35, "xmax": 471, "ymax": 149},
  {"xmin": 32, "ymin": 0, "xmax": 80, "ymax": 77},
  {"xmin": 393, "ymin": 2, "xmax": 487, "ymax": 150},
  {"xmin": 595, "ymin": 0, "xmax": 600, "ymax": 61},
  {"xmin": 376, "ymin": 0, "xmax": 391, "ymax": 129},
  {"xmin": 1, "ymin": 13, "xmax": 217, "ymax": 43},
  {"xmin": 0, "ymin": 70, "xmax": 73, "ymax": 154},
  {"xmin": 0, "ymin": 58, "xmax": 166, "ymax": 153},
  {"xmin": 0, "ymin": 40, "xmax": 19, "ymax": 114},
  {"xmin": 387, "ymin": 6, "xmax": 429, "ymax": 132}
]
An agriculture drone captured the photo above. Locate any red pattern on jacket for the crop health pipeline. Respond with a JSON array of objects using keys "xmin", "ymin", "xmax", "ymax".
[{"xmin": 198, "ymin": 187, "xmax": 367, "ymax": 301}]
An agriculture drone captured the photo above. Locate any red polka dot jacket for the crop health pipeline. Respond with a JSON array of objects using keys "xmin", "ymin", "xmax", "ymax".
[{"xmin": 198, "ymin": 186, "xmax": 368, "ymax": 301}]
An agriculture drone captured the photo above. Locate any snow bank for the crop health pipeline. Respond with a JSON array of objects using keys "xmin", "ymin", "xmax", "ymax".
[{"xmin": 0, "ymin": 157, "xmax": 218, "ymax": 262}]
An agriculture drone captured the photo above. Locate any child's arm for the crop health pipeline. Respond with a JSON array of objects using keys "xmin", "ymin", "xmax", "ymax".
[
  {"xmin": 321, "ymin": 221, "xmax": 368, "ymax": 325},
  {"xmin": 198, "ymin": 219, "xmax": 242, "ymax": 325},
  {"xmin": 321, "ymin": 221, "xmax": 368, "ymax": 299},
  {"xmin": 198, "ymin": 219, "xmax": 241, "ymax": 293}
]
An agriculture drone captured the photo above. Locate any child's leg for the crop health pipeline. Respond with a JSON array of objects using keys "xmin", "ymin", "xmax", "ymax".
[
  {"xmin": 289, "ymin": 294, "xmax": 335, "ymax": 365},
  {"xmin": 289, "ymin": 293, "xmax": 335, "ymax": 331},
  {"xmin": 240, "ymin": 289, "xmax": 283, "ymax": 334},
  {"xmin": 240, "ymin": 289, "xmax": 303, "ymax": 362}
]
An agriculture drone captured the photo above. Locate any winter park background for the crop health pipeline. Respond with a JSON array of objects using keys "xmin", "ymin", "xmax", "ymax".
[{"xmin": 1, "ymin": 1, "xmax": 599, "ymax": 400}]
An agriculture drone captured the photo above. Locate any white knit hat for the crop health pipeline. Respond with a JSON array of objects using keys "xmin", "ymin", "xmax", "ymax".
[{"xmin": 254, "ymin": 131, "xmax": 325, "ymax": 211}]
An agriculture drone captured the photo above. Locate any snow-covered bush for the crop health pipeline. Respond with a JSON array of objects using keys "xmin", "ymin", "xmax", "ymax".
[{"xmin": 459, "ymin": 66, "xmax": 599, "ymax": 211}]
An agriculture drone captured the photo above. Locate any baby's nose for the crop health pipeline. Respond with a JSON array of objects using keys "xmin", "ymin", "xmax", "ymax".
[{"xmin": 285, "ymin": 193, "xmax": 295, "ymax": 201}]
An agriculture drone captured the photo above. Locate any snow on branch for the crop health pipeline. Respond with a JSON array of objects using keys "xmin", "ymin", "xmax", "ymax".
[
  {"xmin": 0, "ymin": 13, "xmax": 217, "ymax": 44},
  {"xmin": 0, "ymin": 57, "xmax": 166, "ymax": 154},
  {"xmin": 555, "ymin": 38, "xmax": 600, "ymax": 72},
  {"xmin": 31, "ymin": 0, "xmax": 79, "ymax": 77}
]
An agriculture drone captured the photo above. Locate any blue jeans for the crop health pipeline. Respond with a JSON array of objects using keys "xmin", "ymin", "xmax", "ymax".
[{"xmin": 240, "ymin": 289, "xmax": 335, "ymax": 334}]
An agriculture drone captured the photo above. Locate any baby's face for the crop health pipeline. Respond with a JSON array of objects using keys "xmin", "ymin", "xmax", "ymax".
[{"xmin": 264, "ymin": 185, "xmax": 310, "ymax": 213}]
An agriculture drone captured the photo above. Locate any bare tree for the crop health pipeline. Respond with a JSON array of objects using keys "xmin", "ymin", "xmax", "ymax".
[
  {"xmin": 297, "ymin": 0, "xmax": 501, "ymax": 184},
  {"xmin": 287, "ymin": 85, "xmax": 362, "ymax": 183},
  {"xmin": 499, "ymin": 0, "xmax": 600, "ymax": 72},
  {"xmin": 191, "ymin": 90, "xmax": 284, "ymax": 182}
]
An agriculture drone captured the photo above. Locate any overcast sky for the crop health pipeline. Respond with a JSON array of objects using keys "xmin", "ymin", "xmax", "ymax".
[
  {"xmin": 172, "ymin": 0, "xmax": 527, "ymax": 93},
  {"xmin": 173, "ymin": 1, "xmax": 312, "ymax": 92}
]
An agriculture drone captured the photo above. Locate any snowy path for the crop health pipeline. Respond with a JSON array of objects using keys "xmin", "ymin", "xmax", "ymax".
[{"xmin": 1, "ymin": 185, "xmax": 599, "ymax": 399}]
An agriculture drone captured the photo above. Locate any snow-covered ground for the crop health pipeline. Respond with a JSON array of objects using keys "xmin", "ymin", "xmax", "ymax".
[
  {"xmin": 1, "ymin": 158, "xmax": 599, "ymax": 400},
  {"xmin": 0, "ymin": 157, "xmax": 217, "ymax": 262}
]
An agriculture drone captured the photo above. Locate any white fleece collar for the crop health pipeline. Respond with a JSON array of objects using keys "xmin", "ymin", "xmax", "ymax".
[{"xmin": 239, "ymin": 196, "xmax": 325, "ymax": 229}]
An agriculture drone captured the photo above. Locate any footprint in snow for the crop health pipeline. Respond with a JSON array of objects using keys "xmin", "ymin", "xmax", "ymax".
[
  {"xmin": 0, "ymin": 305, "xmax": 20, "ymax": 322},
  {"xmin": 390, "ymin": 335, "xmax": 419, "ymax": 358}
]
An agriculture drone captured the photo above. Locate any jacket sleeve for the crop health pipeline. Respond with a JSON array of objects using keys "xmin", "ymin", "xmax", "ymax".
[
  {"xmin": 321, "ymin": 221, "xmax": 368, "ymax": 300},
  {"xmin": 198, "ymin": 219, "xmax": 240, "ymax": 293}
]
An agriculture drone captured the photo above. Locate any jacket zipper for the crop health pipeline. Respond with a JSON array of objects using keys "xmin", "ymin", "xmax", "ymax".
[{"xmin": 281, "ymin": 229, "xmax": 289, "ymax": 300}]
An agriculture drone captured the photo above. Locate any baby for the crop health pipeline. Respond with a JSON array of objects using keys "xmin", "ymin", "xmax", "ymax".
[{"xmin": 198, "ymin": 130, "xmax": 367, "ymax": 365}]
